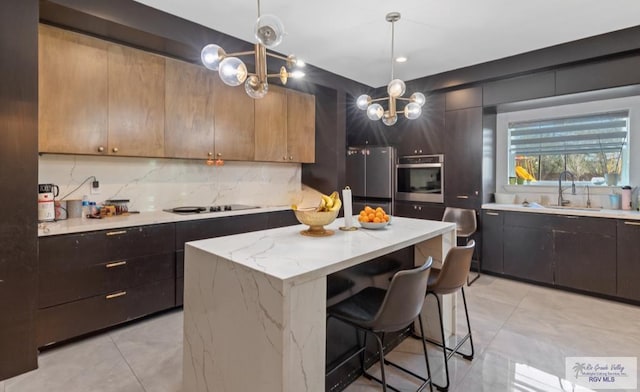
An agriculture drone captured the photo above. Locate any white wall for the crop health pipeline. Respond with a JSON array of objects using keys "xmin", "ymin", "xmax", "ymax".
[
  {"xmin": 495, "ymin": 95, "xmax": 640, "ymax": 208},
  {"xmin": 39, "ymin": 155, "xmax": 303, "ymax": 211}
]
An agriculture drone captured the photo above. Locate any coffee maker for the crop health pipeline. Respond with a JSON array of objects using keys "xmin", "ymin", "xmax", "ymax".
[{"xmin": 38, "ymin": 183, "xmax": 59, "ymax": 222}]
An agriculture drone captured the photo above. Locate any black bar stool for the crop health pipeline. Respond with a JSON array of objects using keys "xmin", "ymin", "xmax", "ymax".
[
  {"xmin": 326, "ymin": 258, "xmax": 434, "ymax": 392},
  {"xmin": 421, "ymin": 241, "xmax": 475, "ymax": 392}
]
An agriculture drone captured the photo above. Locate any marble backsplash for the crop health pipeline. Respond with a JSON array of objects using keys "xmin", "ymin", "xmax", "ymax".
[{"xmin": 39, "ymin": 155, "xmax": 304, "ymax": 212}]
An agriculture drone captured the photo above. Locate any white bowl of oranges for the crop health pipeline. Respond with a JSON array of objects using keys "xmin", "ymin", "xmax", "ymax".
[{"xmin": 358, "ymin": 206, "xmax": 390, "ymax": 230}]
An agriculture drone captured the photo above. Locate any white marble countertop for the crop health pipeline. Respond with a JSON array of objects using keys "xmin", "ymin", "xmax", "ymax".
[
  {"xmin": 482, "ymin": 203, "xmax": 640, "ymax": 220},
  {"xmin": 37, "ymin": 206, "xmax": 291, "ymax": 237},
  {"xmin": 186, "ymin": 216, "xmax": 456, "ymax": 284}
]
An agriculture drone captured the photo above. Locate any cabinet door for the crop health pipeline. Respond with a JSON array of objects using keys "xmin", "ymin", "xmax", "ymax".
[
  {"xmin": 38, "ymin": 25, "xmax": 108, "ymax": 154},
  {"xmin": 286, "ymin": 89, "xmax": 315, "ymax": 163},
  {"xmin": 444, "ymin": 107, "xmax": 483, "ymax": 209},
  {"xmin": 108, "ymin": 44, "xmax": 165, "ymax": 157},
  {"xmin": 553, "ymin": 216, "xmax": 616, "ymax": 295},
  {"xmin": 617, "ymin": 220, "xmax": 640, "ymax": 301},
  {"xmin": 214, "ymin": 78, "xmax": 255, "ymax": 160},
  {"xmin": 481, "ymin": 210, "xmax": 504, "ymax": 274},
  {"xmin": 397, "ymin": 94, "xmax": 445, "ymax": 156},
  {"xmin": 394, "ymin": 201, "xmax": 444, "ymax": 221},
  {"xmin": 255, "ymin": 85, "xmax": 287, "ymax": 161},
  {"xmin": 164, "ymin": 58, "xmax": 215, "ymax": 159},
  {"xmin": 503, "ymin": 212, "xmax": 554, "ymax": 284}
]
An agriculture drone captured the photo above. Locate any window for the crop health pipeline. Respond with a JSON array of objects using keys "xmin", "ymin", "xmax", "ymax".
[{"xmin": 508, "ymin": 111, "xmax": 629, "ymax": 185}]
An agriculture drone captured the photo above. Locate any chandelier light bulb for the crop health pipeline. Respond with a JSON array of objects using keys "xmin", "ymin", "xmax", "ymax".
[
  {"xmin": 290, "ymin": 70, "xmax": 306, "ymax": 79},
  {"xmin": 410, "ymin": 92, "xmax": 426, "ymax": 107},
  {"xmin": 218, "ymin": 57, "xmax": 247, "ymax": 86},
  {"xmin": 382, "ymin": 113, "xmax": 398, "ymax": 126},
  {"xmin": 245, "ymin": 76, "xmax": 269, "ymax": 99},
  {"xmin": 356, "ymin": 95, "xmax": 372, "ymax": 110},
  {"xmin": 201, "ymin": 44, "xmax": 225, "ymax": 71},
  {"xmin": 404, "ymin": 102, "xmax": 422, "ymax": 120},
  {"xmin": 367, "ymin": 103, "xmax": 384, "ymax": 120},
  {"xmin": 387, "ymin": 79, "xmax": 406, "ymax": 98},
  {"xmin": 255, "ymin": 14, "xmax": 285, "ymax": 48}
]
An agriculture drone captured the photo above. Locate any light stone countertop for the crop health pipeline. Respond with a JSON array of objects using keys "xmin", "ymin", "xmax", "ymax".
[
  {"xmin": 186, "ymin": 216, "xmax": 456, "ymax": 284},
  {"xmin": 37, "ymin": 206, "xmax": 291, "ymax": 237},
  {"xmin": 482, "ymin": 203, "xmax": 640, "ymax": 220}
]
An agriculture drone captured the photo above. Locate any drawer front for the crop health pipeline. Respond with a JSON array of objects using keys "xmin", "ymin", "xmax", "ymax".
[
  {"xmin": 39, "ymin": 251, "xmax": 175, "ymax": 308},
  {"xmin": 37, "ymin": 278, "xmax": 175, "ymax": 347},
  {"xmin": 39, "ymin": 223, "xmax": 175, "ymax": 265}
]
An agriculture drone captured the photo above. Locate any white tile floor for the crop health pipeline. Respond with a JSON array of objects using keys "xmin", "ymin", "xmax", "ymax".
[{"xmin": 2, "ymin": 276, "xmax": 639, "ymax": 391}]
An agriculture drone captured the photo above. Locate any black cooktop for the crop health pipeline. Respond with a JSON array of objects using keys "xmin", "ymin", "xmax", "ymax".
[{"xmin": 164, "ymin": 204, "xmax": 259, "ymax": 215}]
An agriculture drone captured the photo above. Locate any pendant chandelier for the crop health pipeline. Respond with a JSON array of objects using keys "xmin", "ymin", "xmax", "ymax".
[
  {"xmin": 200, "ymin": 0, "xmax": 305, "ymax": 99},
  {"xmin": 356, "ymin": 12, "xmax": 425, "ymax": 126}
]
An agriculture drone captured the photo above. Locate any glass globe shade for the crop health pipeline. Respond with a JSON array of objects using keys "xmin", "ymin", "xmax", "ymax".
[
  {"xmin": 218, "ymin": 57, "xmax": 247, "ymax": 86},
  {"xmin": 382, "ymin": 113, "xmax": 398, "ymax": 126},
  {"xmin": 404, "ymin": 102, "xmax": 422, "ymax": 120},
  {"xmin": 410, "ymin": 92, "xmax": 426, "ymax": 106},
  {"xmin": 201, "ymin": 44, "xmax": 225, "ymax": 71},
  {"xmin": 255, "ymin": 14, "xmax": 285, "ymax": 48},
  {"xmin": 387, "ymin": 79, "xmax": 406, "ymax": 98},
  {"xmin": 366, "ymin": 103, "xmax": 384, "ymax": 120},
  {"xmin": 245, "ymin": 76, "xmax": 269, "ymax": 99},
  {"xmin": 356, "ymin": 94, "xmax": 371, "ymax": 110}
]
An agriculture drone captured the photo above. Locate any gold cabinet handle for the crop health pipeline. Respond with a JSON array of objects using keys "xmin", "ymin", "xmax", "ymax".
[
  {"xmin": 112, "ymin": 147, "xmax": 119, "ymax": 153},
  {"xmin": 207, "ymin": 152, "xmax": 213, "ymax": 157},
  {"xmin": 486, "ymin": 212, "xmax": 499, "ymax": 216},
  {"xmin": 457, "ymin": 195, "xmax": 469, "ymax": 199},
  {"xmin": 106, "ymin": 230, "xmax": 127, "ymax": 236},
  {"xmin": 216, "ymin": 152, "xmax": 222, "ymax": 157},
  {"xmin": 98, "ymin": 146, "xmax": 105, "ymax": 153},
  {"xmin": 282, "ymin": 156, "xmax": 287, "ymax": 160},
  {"xmin": 105, "ymin": 260, "xmax": 127, "ymax": 268},
  {"xmin": 105, "ymin": 291, "xmax": 127, "ymax": 300},
  {"xmin": 288, "ymin": 156, "xmax": 293, "ymax": 160},
  {"xmin": 624, "ymin": 221, "xmax": 640, "ymax": 226}
]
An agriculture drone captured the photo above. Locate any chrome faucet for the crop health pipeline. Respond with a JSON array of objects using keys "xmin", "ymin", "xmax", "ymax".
[{"xmin": 558, "ymin": 170, "xmax": 576, "ymax": 206}]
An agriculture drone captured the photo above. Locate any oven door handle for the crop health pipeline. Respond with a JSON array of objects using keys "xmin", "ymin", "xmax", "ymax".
[{"xmin": 396, "ymin": 163, "xmax": 442, "ymax": 169}]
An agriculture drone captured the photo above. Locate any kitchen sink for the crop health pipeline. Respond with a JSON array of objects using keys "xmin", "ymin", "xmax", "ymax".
[{"xmin": 545, "ymin": 205, "xmax": 602, "ymax": 211}]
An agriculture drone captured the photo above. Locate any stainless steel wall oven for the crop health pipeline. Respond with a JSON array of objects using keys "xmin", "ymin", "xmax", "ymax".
[{"xmin": 395, "ymin": 154, "xmax": 444, "ymax": 203}]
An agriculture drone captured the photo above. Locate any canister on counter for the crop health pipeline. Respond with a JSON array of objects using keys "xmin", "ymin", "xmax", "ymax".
[{"xmin": 67, "ymin": 199, "xmax": 83, "ymax": 218}]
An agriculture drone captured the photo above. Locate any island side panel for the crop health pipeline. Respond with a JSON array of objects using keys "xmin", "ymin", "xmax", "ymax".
[
  {"xmin": 415, "ymin": 228, "xmax": 457, "ymax": 339},
  {"xmin": 283, "ymin": 277, "xmax": 326, "ymax": 392},
  {"xmin": 183, "ymin": 245, "xmax": 328, "ymax": 392}
]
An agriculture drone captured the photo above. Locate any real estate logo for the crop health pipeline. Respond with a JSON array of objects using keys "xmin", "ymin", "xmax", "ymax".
[{"xmin": 566, "ymin": 357, "xmax": 637, "ymax": 389}]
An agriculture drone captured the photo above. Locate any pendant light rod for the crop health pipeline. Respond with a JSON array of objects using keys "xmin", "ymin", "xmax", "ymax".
[
  {"xmin": 386, "ymin": 12, "xmax": 400, "ymax": 81},
  {"xmin": 257, "ymin": 0, "xmax": 261, "ymax": 18}
]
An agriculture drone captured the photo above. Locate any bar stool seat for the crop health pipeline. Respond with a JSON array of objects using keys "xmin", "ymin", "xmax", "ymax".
[{"xmin": 327, "ymin": 258, "xmax": 434, "ymax": 392}]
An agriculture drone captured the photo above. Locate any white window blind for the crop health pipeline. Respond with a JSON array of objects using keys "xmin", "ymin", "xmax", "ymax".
[{"xmin": 509, "ymin": 111, "xmax": 629, "ymax": 156}]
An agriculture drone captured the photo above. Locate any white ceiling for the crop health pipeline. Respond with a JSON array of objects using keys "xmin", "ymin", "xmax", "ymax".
[{"xmin": 133, "ymin": 0, "xmax": 640, "ymax": 87}]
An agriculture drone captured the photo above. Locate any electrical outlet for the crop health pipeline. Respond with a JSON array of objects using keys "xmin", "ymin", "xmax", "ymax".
[{"xmin": 91, "ymin": 181, "xmax": 101, "ymax": 194}]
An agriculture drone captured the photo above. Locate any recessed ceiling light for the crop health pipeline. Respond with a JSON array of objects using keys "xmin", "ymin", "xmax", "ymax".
[{"xmin": 395, "ymin": 56, "xmax": 408, "ymax": 63}]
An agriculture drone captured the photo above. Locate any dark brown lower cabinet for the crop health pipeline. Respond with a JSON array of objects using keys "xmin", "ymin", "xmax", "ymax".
[
  {"xmin": 553, "ymin": 216, "xmax": 616, "ymax": 296},
  {"xmin": 617, "ymin": 220, "xmax": 640, "ymax": 301},
  {"xmin": 38, "ymin": 223, "xmax": 177, "ymax": 347},
  {"xmin": 487, "ymin": 209, "xmax": 628, "ymax": 300}
]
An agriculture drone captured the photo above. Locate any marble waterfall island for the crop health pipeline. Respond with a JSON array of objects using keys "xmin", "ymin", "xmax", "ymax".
[{"xmin": 183, "ymin": 216, "xmax": 456, "ymax": 392}]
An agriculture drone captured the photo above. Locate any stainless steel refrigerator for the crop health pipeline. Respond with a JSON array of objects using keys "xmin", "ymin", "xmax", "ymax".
[{"xmin": 345, "ymin": 146, "xmax": 396, "ymax": 214}]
